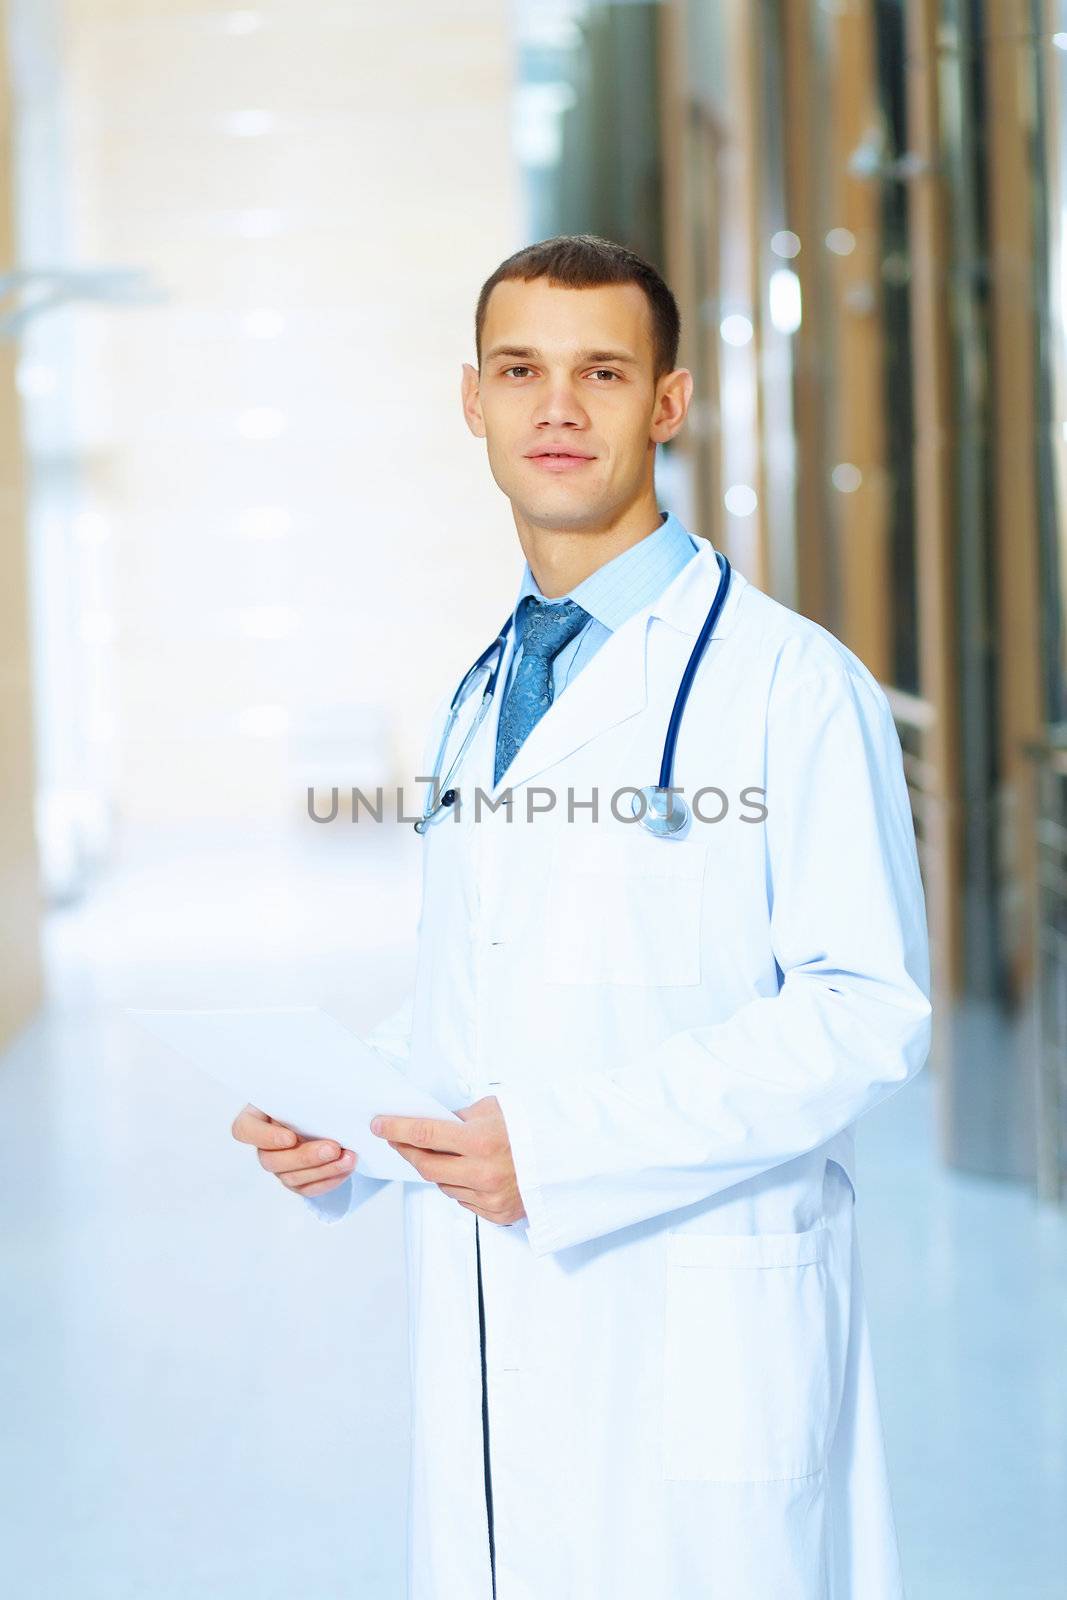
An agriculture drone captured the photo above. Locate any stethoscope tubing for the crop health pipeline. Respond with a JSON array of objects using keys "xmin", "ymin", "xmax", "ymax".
[
  {"xmin": 449, "ymin": 620, "xmax": 514, "ymax": 716},
  {"xmin": 657, "ymin": 550, "xmax": 731, "ymax": 790},
  {"xmin": 418, "ymin": 547, "xmax": 732, "ymax": 832}
]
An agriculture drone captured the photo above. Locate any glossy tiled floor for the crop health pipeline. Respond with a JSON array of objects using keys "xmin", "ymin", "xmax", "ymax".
[{"xmin": 1, "ymin": 825, "xmax": 1064, "ymax": 1598}]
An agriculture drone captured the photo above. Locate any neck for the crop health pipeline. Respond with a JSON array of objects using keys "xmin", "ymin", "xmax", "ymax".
[{"xmin": 513, "ymin": 495, "xmax": 665, "ymax": 599}]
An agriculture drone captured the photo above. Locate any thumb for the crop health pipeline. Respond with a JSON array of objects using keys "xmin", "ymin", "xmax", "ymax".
[
  {"xmin": 455, "ymin": 1095, "xmax": 497, "ymax": 1122},
  {"xmin": 250, "ymin": 1104, "xmax": 298, "ymax": 1147}
]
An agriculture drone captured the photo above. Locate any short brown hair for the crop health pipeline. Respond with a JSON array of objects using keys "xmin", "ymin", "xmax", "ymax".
[{"xmin": 475, "ymin": 233, "xmax": 680, "ymax": 382}]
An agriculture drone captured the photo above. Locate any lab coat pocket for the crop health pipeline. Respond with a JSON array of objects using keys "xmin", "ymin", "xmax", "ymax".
[
  {"xmin": 542, "ymin": 828, "xmax": 706, "ymax": 986},
  {"xmin": 661, "ymin": 1225, "xmax": 833, "ymax": 1482}
]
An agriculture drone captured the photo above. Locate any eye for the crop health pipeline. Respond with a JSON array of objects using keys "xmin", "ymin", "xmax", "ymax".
[
  {"xmin": 589, "ymin": 369, "xmax": 621, "ymax": 381},
  {"xmin": 503, "ymin": 365, "xmax": 533, "ymax": 378}
]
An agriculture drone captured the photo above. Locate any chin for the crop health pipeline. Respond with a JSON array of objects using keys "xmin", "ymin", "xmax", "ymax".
[{"xmin": 526, "ymin": 502, "xmax": 603, "ymax": 530}]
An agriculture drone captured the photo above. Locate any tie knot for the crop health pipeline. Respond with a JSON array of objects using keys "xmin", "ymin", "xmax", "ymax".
[{"xmin": 518, "ymin": 595, "xmax": 591, "ymax": 660}]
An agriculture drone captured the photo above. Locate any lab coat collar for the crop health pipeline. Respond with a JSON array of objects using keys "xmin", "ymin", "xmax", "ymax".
[
  {"xmin": 483, "ymin": 526, "xmax": 747, "ymax": 796},
  {"xmin": 650, "ymin": 529, "xmax": 745, "ymax": 640}
]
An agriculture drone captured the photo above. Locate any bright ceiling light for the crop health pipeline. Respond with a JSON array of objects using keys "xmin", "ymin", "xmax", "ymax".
[
  {"xmin": 237, "ymin": 407, "xmax": 287, "ymax": 440},
  {"xmin": 768, "ymin": 269, "xmax": 802, "ymax": 335},
  {"xmin": 236, "ymin": 506, "xmax": 292, "ymax": 539},
  {"xmin": 724, "ymin": 484, "xmax": 758, "ymax": 517},
  {"xmin": 224, "ymin": 109, "xmax": 276, "ymax": 138},
  {"xmin": 719, "ymin": 313, "xmax": 754, "ymax": 347},
  {"xmin": 241, "ymin": 309, "xmax": 285, "ymax": 338}
]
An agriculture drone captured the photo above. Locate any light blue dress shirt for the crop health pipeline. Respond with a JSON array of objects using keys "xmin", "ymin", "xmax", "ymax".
[{"xmin": 501, "ymin": 509, "xmax": 699, "ymax": 706}]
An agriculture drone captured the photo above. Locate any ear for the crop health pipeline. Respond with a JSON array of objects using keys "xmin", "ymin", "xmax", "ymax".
[
  {"xmin": 461, "ymin": 362, "xmax": 486, "ymax": 438},
  {"xmin": 651, "ymin": 367, "xmax": 694, "ymax": 445}
]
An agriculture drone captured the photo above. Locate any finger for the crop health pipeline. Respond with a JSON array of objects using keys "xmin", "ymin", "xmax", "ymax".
[
  {"xmin": 454, "ymin": 1096, "xmax": 498, "ymax": 1122},
  {"xmin": 388, "ymin": 1144, "xmax": 477, "ymax": 1184},
  {"xmin": 276, "ymin": 1151, "xmax": 357, "ymax": 1190},
  {"xmin": 370, "ymin": 1115, "xmax": 468, "ymax": 1153},
  {"xmin": 438, "ymin": 1183, "xmax": 513, "ymax": 1222},
  {"xmin": 259, "ymin": 1138, "xmax": 346, "ymax": 1175},
  {"xmin": 297, "ymin": 1172, "xmax": 354, "ymax": 1197},
  {"xmin": 444, "ymin": 1194, "xmax": 502, "ymax": 1224},
  {"xmin": 232, "ymin": 1103, "xmax": 298, "ymax": 1149},
  {"xmin": 437, "ymin": 1184, "xmax": 486, "ymax": 1207}
]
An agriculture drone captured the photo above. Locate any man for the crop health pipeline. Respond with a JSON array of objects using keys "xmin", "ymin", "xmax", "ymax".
[{"xmin": 233, "ymin": 234, "xmax": 931, "ymax": 1599}]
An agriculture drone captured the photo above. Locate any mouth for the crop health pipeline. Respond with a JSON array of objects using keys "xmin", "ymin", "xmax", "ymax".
[{"xmin": 525, "ymin": 450, "xmax": 595, "ymax": 473}]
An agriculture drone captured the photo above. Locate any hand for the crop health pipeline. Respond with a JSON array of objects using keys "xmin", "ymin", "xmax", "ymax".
[
  {"xmin": 231, "ymin": 1103, "xmax": 358, "ymax": 1198},
  {"xmin": 370, "ymin": 1096, "xmax": 526, "ymax": 1226}
]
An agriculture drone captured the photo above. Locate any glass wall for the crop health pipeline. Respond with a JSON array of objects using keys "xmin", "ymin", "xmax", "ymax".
[
  {"xmin": 514, "ymin": 1, "xmax": 663, "ymax": 266},
  {"xmin": 518, "ymin": 0, "xmax": 1067, "ymax": 1195},
  {"xmin": 1030, "ymin": 0, "xmax": 1067, "ymax": 1198}
]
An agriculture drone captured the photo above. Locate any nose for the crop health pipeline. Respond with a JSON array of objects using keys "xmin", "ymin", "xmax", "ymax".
[{"xmin": 530, "ymin": 373, "xmax": 588, "ymax": 429}]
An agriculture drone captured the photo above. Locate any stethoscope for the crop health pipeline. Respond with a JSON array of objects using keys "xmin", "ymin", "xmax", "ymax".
[{"xmin": 414, "ymin": 550, "xmax": 732, "ymax": 840}]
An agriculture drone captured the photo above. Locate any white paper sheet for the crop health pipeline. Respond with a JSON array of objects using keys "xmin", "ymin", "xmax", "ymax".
[{"xmin": 127, "ymin": 1004, "xmax": 460, "ymax": 1182}]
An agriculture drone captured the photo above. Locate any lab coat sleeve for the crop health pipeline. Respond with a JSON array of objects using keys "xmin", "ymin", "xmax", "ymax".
[
  {"xmin": 302, "ymin": 687, "xmax": 451, "ymax": 1225},
  {"xmin": 493, "ymin": 643, "xmax": 933, "ymax": 1258}
]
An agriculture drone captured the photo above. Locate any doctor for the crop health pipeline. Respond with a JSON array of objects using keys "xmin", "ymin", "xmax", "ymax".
[{"xmin": 233, "ymin": 233, "xmax": 932, "ymax": 1600}]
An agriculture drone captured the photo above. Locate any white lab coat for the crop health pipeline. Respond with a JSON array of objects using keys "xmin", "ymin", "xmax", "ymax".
[{"xmin": 308, "ymin": 534, "xmax": 932, "ymax": 1600}]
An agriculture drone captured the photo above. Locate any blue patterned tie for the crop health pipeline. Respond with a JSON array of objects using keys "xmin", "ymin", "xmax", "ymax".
[{"xmin": 494, "ymin": 594, "xmax": 591, "ymax": 785}]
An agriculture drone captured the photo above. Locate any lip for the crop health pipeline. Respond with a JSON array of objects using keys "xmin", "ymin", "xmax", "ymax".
[{"xmin": 525, "ymin": 450, "xmax": 595, "ymax": 473}]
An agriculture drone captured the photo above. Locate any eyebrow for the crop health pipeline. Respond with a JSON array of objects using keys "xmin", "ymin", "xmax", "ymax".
[{"xmin": 483, "ymin": 345, "xmax": 640, "ymax": 367}]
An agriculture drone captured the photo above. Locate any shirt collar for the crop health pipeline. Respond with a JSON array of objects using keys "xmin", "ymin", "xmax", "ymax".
[{"xmin": 509, "ymin": 509, "xmax": 699, "ymax": 646}]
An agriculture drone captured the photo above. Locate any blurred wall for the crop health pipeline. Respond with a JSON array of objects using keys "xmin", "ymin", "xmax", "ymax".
[
  {"xmin": 50, "ymin": 0, "xmax": 521, "ymax": 828},
  {"xmin": 0, "ymin": 11, "xmax": 42, "ymax": 1046}
]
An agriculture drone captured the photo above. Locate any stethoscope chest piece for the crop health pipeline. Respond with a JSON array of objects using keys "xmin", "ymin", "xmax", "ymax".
[{"xmin": 633, "ymin": 785, "xmax": 691, "ymax": 838}]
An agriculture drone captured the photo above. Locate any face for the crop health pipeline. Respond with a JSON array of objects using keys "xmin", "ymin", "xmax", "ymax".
[{"xmin": 461, "ymin": 277, "xmax": 692, "ymax": 533}]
